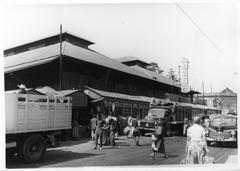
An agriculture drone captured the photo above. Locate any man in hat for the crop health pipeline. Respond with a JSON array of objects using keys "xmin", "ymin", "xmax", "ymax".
[{"xmin": 17, "ymin": 84, "xmax": 26, "ymax": 94}]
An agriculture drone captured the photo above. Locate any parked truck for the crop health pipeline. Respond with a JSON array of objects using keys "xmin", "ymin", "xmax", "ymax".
[{"xmin": 5, "ymin": 92, "xmax": 72, "ymax": 162}]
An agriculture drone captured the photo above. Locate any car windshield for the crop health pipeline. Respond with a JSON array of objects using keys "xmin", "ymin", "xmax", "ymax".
[
  {"xmin": 212, "ymin": 117, "xmax": 236, "ymax": 127},
  {"xmin": 146, "ymin": 108, "xmax": 167, "ymax": 118}
]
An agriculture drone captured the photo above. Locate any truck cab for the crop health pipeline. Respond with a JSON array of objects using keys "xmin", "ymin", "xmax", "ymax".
[{"xmin": 138, "ymin": 107, "xmax": 171, "ymax": 136}]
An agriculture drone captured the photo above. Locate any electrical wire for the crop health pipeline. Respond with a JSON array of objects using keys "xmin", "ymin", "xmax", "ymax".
[{"xmin": 175, "ymin": 3, "xmax": 225, "ymax": 57}]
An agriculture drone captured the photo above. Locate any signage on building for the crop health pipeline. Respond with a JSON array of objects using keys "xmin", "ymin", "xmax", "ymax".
[
  {"xmin": 180, "ymin": 58, "xmax": 190, "ymax": 93},
  {"xmin": 106, "ymin": 98, "xmax": 149, "ymax": 109}
]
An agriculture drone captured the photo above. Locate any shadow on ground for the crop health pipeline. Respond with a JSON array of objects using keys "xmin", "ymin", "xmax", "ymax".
[
  {"xmin": 209, "ymin": 142, "xmax": 238, "ymax": 149},
  {"xmin": 56, "ymin": 138, "xmax": 92, "ymax": 147},
  {"xmin": 6, "ymin": 150, "xmax": 103, "ymax": 169}
]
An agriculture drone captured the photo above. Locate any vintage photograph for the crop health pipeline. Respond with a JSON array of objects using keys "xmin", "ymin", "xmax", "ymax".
[{"xmin": 2, "ymin": 1, "xmax": 239, "ymax": 170}]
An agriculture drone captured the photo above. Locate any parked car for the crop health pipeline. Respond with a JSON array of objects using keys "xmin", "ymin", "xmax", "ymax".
[{"xmin": 206, "ymin": 115, "xmax": 237, "ymax": 147}]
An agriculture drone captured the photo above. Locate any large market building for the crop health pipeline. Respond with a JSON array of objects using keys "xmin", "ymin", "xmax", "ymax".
[{"xmin": 4, "ymin": 32, "xmax": 199, "ymax": 127}]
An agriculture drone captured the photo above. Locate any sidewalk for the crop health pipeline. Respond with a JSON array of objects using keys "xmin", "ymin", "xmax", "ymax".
[
  {"xmin": 225, "ymin": 154, "xmax": 238, "ymax": 164},
  {"xmin": 225, "ymin": 148, "xmax": 238, "ymax": 164}
]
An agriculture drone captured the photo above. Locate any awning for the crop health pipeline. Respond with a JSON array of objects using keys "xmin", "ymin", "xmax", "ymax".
[
  {"xmin": 82, "ymin": 86, "xmax": 152, "ymax": 103},
  {"xmin": 82, "ymin": 88, "xmax": 105, "ymax": 103}
]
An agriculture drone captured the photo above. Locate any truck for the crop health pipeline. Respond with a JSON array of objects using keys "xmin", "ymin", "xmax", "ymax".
[
  {"xmin": 138, "ymin": 106, "xmax": 172, "ymax": 136},
  {"xmin": 138, "ymin": 101, "xmax": 192, "ymax": 136},
  {"xmin": 5, "ymin": 92, "xmax": 72, "ymax": 162},
  {"xmin": 139, "ymin": 101, "xmax": 222, "ymax": 137}
]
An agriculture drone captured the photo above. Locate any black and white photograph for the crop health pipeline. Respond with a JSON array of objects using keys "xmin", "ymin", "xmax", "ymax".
[{"xmin": 2, "ymin": 0, "xmax": 239, "ymax": 170}]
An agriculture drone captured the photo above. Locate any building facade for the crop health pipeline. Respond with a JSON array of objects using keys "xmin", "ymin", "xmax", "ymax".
[
  {"xmin": 195, "ymin": 88, "xmax": 237, "ymax": 114},
  {"xmin": 4, "ymin": 32, "xmax": 200, "ymax": 126}
]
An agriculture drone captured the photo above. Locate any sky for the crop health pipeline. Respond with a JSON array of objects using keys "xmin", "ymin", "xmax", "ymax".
[{"xmin": 2, "ymin": 1, "xmax": 240, "ymax": 93}]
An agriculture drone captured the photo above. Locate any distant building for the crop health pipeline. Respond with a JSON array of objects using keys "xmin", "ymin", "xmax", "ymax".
[{"xmin": 195, "ymin": 88, "xmax": 237, "ymax": 114}]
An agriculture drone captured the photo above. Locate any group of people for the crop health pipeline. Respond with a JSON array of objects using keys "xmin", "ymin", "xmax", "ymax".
[
  {"xmin": 125, "ymin": 115, "xmax": 214, "ymax": 164},
  {"xmin": 89, "ymin": 112, "xmax": 119, "ymax": 150},
  {"xmin": 183, "ymin": 115, "xmax": 211, "ymax": 136},
  {"xmin": 89, "ymin": 112, "xmax": 213, "ymax": 164}
]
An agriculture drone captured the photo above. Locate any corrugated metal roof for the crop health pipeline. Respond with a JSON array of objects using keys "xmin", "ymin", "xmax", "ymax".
[
  {"xmin": 35, "ymin": 86, "xmax": 59, "ymax": 96},
  {"xmin": 4, "ymin": 43, "xmax": 60, "ymax": 73},
  {"xmin": 130, "ymin": 65, "xmax": 180, "ymax": 87},
  {"xmin": 57, "ymin": 89, "xmax": 82, "ymax": 96},
  {"xmin": 35, "ymin": 86, "xmax": 84, "ymax": 97},
  {"xmin": 63, "ymin": 42, "xmax": 180, "ymax": 88},
  {"xmin": 84, "ymin": 86, "xmax": 151, "ymax": 103},
  {"xmin": 5, "ymin": 88, "xmax": 45, "ymax": 95},
  {"xmin": 4, "ymin": 41, "xmax": 180, "ymax": 88}
]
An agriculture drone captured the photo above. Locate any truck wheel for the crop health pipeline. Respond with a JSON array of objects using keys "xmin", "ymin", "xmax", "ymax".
[
  {"xmin": 139, "ymin": 130, "xmax": 145, "ymax": 136},
  {"xmin": 22, "ymin": 135, "xmax": 47, "ymax": 163}
]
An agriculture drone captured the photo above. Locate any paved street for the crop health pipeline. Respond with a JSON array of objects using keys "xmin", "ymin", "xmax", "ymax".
[{"xmin": 6, "ymin": 135, "xmax": 237, "ymax": 168}]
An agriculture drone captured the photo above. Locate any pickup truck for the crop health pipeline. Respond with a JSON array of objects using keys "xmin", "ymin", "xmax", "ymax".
[{"xmin": 6, "ymin": 92, "xmax": 72, "ymax": 162}]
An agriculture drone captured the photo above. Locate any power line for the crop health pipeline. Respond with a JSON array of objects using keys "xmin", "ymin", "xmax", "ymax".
[{"xmin": 175, "ymin": 3, "xmax": 225, "ymax": 57}]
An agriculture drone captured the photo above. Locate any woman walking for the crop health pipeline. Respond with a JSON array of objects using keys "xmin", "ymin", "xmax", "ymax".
[
  {"xmin": 149, "ymin": 120, "xmax": 167, "ymax": 159},
  {"xmin": 182, "ymin": 116, "xmax": 214, "ymax": 164}
]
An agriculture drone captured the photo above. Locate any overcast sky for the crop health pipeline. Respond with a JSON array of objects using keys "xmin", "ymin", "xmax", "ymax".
[{"xmin": 2, "ymin": 1, "xmax": 239, "ymax": 93}]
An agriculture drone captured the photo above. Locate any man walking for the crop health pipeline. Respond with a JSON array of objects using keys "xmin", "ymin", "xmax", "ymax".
[
  {"xmin": 89, "ymin": 114, "xmax": 97, "ymax": 142},
  {"xmin": 132, "ymin": 117, "xmax": 140, "ymax": 146},
  {"xmin": 93, "ymin": 113, "xmax": 105, "ymax": 150},
  {"xmin": 109, "ymin": 118, "xmax": 117, "ymax": 146}
]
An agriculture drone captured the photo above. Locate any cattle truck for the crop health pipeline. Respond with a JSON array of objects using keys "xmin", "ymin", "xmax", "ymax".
[{"xmin": 5, "ymin": 92, "xmax": 72, "ymax": 162}]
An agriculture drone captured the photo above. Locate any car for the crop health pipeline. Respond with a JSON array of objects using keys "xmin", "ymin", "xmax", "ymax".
[{"xmin": 206, "ymin": 115, "xmax": 237, "ymax": 147}]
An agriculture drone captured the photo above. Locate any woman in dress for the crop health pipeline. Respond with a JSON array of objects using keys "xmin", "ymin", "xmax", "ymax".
[
  {"xmin": 149, "ymin": 120, "xmax": 167, "ymax": 159},
  {"xmin": 182, "ymin": 116, "xmax": 213, "ymax": 164}
]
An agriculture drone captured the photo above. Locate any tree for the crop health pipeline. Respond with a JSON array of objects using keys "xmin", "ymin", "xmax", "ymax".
[{"xmin": 146, "ymin": 62, "xmax": 164, "ymax": 74}]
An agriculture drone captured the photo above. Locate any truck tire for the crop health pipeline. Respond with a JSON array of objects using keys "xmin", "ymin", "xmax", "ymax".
[
  {"xmin": 139, "ymin": 130, "xmax": 146, "ymax": 136},
  {"xmin": 21, "ymin": 135, "xmax": 47, "ymax": 163}
]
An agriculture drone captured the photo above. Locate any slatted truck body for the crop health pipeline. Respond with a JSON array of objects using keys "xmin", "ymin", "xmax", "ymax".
[{"xmin": 6, "ymin": 93, "xmax": 72, "ymax": 162}]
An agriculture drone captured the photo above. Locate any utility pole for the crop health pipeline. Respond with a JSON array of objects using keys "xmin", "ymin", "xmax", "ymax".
[
  {"xmin": 178, "ymin": 65, "xmax": 181, "ymax": 101},
  {"xmin": 59, "ymin": 24, "xmax": 63, "ymax": 90},
  {"xmin": 202, "ymin": 81, "xmax": 205, "ymax": 105},
  {"xmin": 186, "ymin": 60, "xmax": 189, "ymax": 85}
]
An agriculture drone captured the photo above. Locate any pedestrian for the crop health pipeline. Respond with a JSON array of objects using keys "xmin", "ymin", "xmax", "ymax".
[
  {"xmin": 72, "ymin": 120, "xmax": 80, "ymax": 140},
  {"xmin": 89, "ymin": 114, "xmax": 97, "ymax": 142},
  {"xmin": 181, "ymin": 116, "xmax": 214, "ymax": 164},
  {"xmin": 204, "ymin": 116, "xmax": 210, "ymax": 129},
  {"xmin": 115, "ymin": 114, "xmax": 121, "ymax": 139},
  {"xmin": 93, "ymin": 113, "xmax": 105, "ymax": 150},
  {"xmin": 102, "ymin": 114, "xmax": 110, "ymax": 146},
  {"xmin": 149, "ymin": 120, "xmax": 167, "ymax": 159},
  {"xmin": 131, "ymin": 117, "xmax": 140, "ymax": 146},
  {"xmin": 127, "ymin": 116, "xmax": 133, "ymax": 138},
  {"xmin": 107, "ymin": 117, "xmax": 117, "ymax": 146},
  {"xmin": 183, "ymin": 117, "xmax": 188, "ymax": 136}
]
